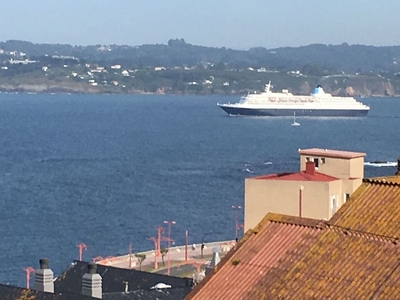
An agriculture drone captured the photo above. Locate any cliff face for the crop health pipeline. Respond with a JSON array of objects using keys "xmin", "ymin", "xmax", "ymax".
[
  {"xmin": 320, "ymin": 77, "xmax": 398, "ymax": 97},
  {"xmin": 333, "ymin": 82, "xmax": 395, "ymax": 97}
]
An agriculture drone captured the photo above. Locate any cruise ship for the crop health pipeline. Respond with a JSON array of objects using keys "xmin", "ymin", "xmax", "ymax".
[{"xmin": 217, "ymin": 82, "xmax": 370, "ymax": 117}]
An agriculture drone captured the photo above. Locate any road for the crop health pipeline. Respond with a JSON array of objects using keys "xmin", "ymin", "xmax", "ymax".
[{"xmin": 95, "ymin": 240, "xmax": 234, "ymax": 274}]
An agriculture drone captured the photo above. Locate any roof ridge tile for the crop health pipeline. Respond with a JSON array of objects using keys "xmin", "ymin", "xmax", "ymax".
[
  {"xmin": 363, "ymin": 178, "xmax": 400, "ymax": 186},
  {"xmin": 327, "ymin": 224, "xmax": 400, "ymax": 244},
  {"xmin": 264, "ymin": 213, "xmax": 326, "ymax": 229}
]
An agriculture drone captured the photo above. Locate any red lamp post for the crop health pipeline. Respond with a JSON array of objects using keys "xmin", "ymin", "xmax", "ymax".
[
  {"xmin": 77, "ymin": 243, "xmax": 87, "ymax": 261},
  {"xmin": 147, "ymin": 237, "xmax": 158, "ymax": 269},
  {"xmin": 92, "ymin": 256, "xmax": 104, "ymax": 263},
  {"xmin": 178, "ymin": 259, "xmax": 207, "ymax": 273},
  {"xmin": 23, "ymin": 267, "xmax": 35, "ymax": 289},
  {"xmin": 156, "ymin": 226, "xmax": 164, "ymax": 256},
  {"xmin": 163, "ymin": 220, "xmax": 176, "ymax": 276},
  {"xmin": 185, "ymin": 230, "xmax": 188, "ymax": 261},
  {"xmin": 232, "ymin": 205, "xmax": 242, "ymax": 241},
  {"xmin": 129, "ymin": 242, "xmax": 133, "ymax": 269}
]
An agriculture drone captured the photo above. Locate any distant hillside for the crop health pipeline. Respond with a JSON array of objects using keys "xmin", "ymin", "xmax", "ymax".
[
  {"xmin": 1, "ymin": 39, "xmax": 400, "ymax": 96},
  {"xmin": 1, "ymin": 39, "xmax": 400, "ymax": 73}
]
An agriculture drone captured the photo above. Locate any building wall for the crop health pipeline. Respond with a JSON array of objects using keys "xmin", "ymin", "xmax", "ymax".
[
  {"xmin": 244, "ymin": 150, "xmax": 366, "ymax": 232},
  {"xmin": 244, "ymin": 179, "xmax": 344, "ymax": 231},
  {"xmin": 300, "ymin": 155, "xmax": 364, "ymax": 179},
  {"xmin": 342, "ymin": 178, "xmax": 362, "ymax": 198},
  {"xmin": 349, "ymin": 157, "xmax": 364, "ymax": 178},
  {"xmin": 327, "ymin": 180, "xmax": 344, "ymax": 218}
]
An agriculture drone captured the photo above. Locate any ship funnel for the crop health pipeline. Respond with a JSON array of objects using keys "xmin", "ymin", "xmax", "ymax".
[{"xmin": 311, "ymin": 85, "xmax": 325, "ymax": 96}]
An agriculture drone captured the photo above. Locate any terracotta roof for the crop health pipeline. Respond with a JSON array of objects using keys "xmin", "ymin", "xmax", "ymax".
[
  {"xmin": 185, "ymin": 213, "xmax": 324, "ymax": 300},
  {"xmin": 298, "ymin": 148, "xmax": 366, "ymax": 159},
  {"xmin": 366, "ymin": 175, "xmax": 400, "ymax": 183},
  {"xmin": 252, "ymin": 170, "xmax": 339, "ymax": 182},
  {"xmin": 329, "ymin": 178, "xmax": 400, "ymax": 237},
  {"xmin": 186, "ymin": 212, "xmax": 400, "ymax": 300},
  {"xmin": 245, "ymin": 227, "xmax": 400, "ymax": 299}
]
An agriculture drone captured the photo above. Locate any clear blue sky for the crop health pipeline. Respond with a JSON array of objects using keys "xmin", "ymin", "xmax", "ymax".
[{"xmin": 2, "ymin": 0, "xmax": 400, "ymax": 49}]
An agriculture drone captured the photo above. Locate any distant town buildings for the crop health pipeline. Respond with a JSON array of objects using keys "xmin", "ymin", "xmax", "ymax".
[{"xmin": 8, "ymin": 58, "xmax": 37, "ymax": 64}]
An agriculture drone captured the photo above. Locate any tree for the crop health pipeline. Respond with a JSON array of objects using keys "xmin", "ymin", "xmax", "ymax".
[
  {"xmin": 160, "ymin": 248, "xmax": 168, "ymax": 267},
  {"xmin": 135, "ymin": 253, "xmax": 146, "ymax": 271}
]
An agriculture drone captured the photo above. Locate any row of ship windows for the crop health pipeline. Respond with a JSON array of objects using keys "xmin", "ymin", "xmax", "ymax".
[{"xmin": 245, "ymin": 100, "xmax": 360, "ymax": 104}]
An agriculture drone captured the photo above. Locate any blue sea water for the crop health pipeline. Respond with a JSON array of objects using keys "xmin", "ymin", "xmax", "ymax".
[{"xmin": 0, "ymin": 93, "xmax": 399, "ymax": 286}]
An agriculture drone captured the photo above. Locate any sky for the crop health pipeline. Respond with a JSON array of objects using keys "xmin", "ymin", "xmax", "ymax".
[{"xmin": 1, "ymin": 0, "xmax": 400, "ymax": 50}]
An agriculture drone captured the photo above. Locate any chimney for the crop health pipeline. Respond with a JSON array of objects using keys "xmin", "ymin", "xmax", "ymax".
[
  {"xmin": 82, "ymin": 263, "xmax": 102, "ymax": 299},
  {"xmin": 396, "ymin": 157, "xmax": 400, "ymax": 176},
  {"xmin": 205, "ymin": 248, "xmax": 221, "ymax": 276},
  {"xmin": 34, "ymin": 258, "xmax": 54, "ymax": 293},
  {"xmin": 305, "ymin": 161, "xmax": 315, "ymax": 175}
]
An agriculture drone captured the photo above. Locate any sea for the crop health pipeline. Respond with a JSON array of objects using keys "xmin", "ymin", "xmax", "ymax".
[{"xmin": 0, "ymin": 93, "xmax": 399, "ymax": 287}]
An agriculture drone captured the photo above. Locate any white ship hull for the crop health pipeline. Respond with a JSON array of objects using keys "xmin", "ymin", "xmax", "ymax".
[{"xmin": 218, "ymin": 105, "xmax": 369, "ymax": 117}]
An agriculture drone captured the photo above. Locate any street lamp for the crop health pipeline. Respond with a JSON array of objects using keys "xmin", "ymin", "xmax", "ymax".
[
  {"xmin": 147, "ymin": 237, "xmax": 158, "ymax": 270},
  {"xmin": 129, "ymin": 242, "xmax": 133, "ymax": 269},
  {"xmin": 92, "ymin": 256, "xmax": 104, "ymax": 263},
  {"xmin": 156, "ymin": 226, "xmax": 164, "ymax": 256},
  {"xmin": 232, "ymin": 205, "xmax": 242, "ymax": 242},
  {"xmin": 163, "ymin": 220, "xmax": 176, "ymax": 276},
  {"xmin": 23, "ymin": 267, "xmax": 35, "ymax": 289},
  {"xmin": 77, "ymin": 243, "xmax": 87, "ymax": 261}
]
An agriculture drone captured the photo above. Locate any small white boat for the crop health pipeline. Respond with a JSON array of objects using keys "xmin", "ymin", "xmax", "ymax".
[{"xmin": 291, "ymin": 112, "xmax": 300, "ymax": 126}]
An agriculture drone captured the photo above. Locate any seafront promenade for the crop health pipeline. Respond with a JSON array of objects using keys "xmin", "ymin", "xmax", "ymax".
[{"xmin": 94, "ymin": 240, "xmax": 235, "ymax": 272}]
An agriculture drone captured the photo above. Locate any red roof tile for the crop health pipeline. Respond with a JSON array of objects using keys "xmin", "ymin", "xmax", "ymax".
[
  {"xmin": 329, "ymin": 178, "xmax": 400, "ymax": 237},
  {"xmin": 298, "ymin": 148, "xmax": 366, "ymax": 159},
  {"xmin": 187, "ymin": 212, "xmax": 400, "ymax": 300},
  {"xmin": 245, "ymin": 227, "xmax": 400, "ymax": 299},
  {"xmin": 186, "ymin": 214, "xmax": 324, "ymax": 300},
  {"xmin": 253, "ymin": 170, "xmax": 339, "ymax": 182}
]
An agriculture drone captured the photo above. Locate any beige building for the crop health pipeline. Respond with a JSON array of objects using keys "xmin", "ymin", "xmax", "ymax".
[{"xmin": 244, "ymin": 148, "xmax": 366, "ymax": 231}]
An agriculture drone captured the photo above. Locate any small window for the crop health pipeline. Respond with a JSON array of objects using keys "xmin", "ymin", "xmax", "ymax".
[
  {"xmin": 321, "ymin": 158, "xmax": 326, "ymax": 164},
  {"xmin": 331, "ymin": 195, "xmax": 337, "ymax": 214},
  {"xmin": 306, "ymin": 157, "xmax": 310, "ymax": 162},
  {"xmin": 343, "ymin": 193, "xmax": 350, "ymax": 203},
  {"xmin": 314, "ymin": 158, "xmax": 319, "ymax": 168}
]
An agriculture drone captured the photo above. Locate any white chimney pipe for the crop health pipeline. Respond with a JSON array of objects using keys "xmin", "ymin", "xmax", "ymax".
[
  {"xmin": 34, "ymin": 258, "xmax": 54, "ymax": 293},
  {"xmin": 82, "ymin": 263, "xmax": 102, "ymax": 299}
]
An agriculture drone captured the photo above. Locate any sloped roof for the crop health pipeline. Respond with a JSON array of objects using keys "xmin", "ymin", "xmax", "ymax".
[
  {"xmin": 329, "ymin": 178, "xmax": 400, "ymax": 236},
  {"xmin": 102, "ymin": 287, "xmax": 193, "ymax": 300},
  {"xmin": 252, "ymin": 170, "xmax": 338, "ymax": 182},
  {"xmin": 245, "ymin": 227, "xmax": 400, "ymax": 299},
  {"xmin": 0, "ymin": 281, "xmax": 190, "ymax": 300},
  {"xmin": 186, "ymin": 212, "xmax": 400, "ymax": 299},
  {"xmin": 185, "ymin": 214, "xmax": 324, "ymax": 300},
  {"xmin": 298, "ymin": 148, "xmax": 366, "ymax": 159},
  {"xmin": 55, "ymin": 261, "xmax": 192, "ymax": 295},
  {"xmin": 0, "ymin": 283, "xmax": 94, "ymax": 300}
]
